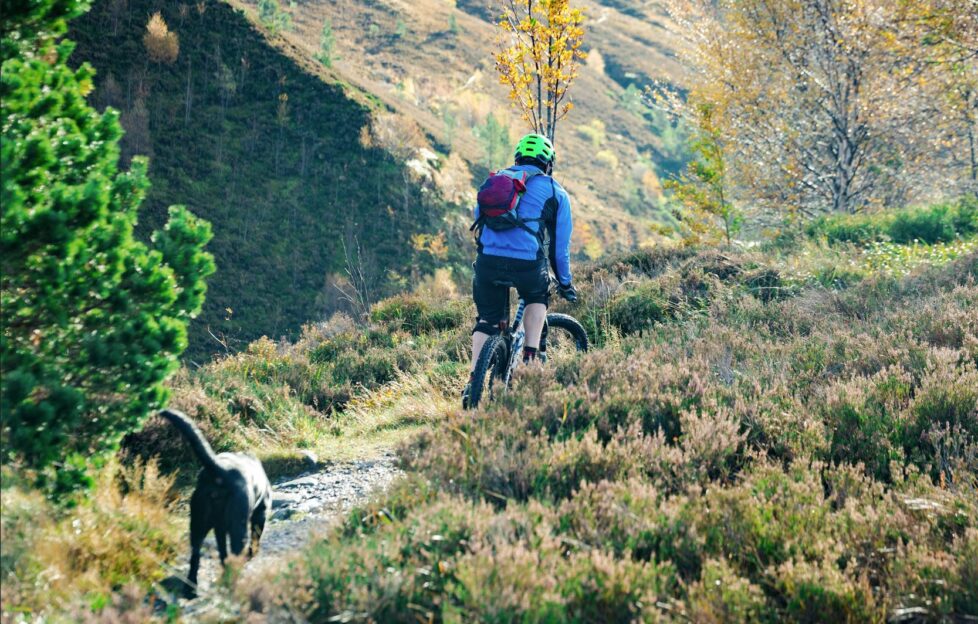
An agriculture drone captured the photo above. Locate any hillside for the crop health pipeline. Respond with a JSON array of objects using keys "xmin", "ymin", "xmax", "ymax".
[
  {"xmin": 226, "ymin": 0, "xmax": 690, "ymax": 253},
  {"xmin": 8, "ymin": 0, "xmax": 978, "ymax": 618},
  {"xmin": 66, "ymin": 0, "xmax": 694, "ymax": 357},
  {"xmin": 69, "ymin": 0, "xmax": 466, "ymax": 358},
  {"xmin": 169, "ymin": 214, "xmax": 978, "ymax": 620}
]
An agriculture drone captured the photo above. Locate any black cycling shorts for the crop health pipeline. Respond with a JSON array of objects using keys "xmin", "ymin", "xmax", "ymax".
[{"xmin": 473, "ymin": 253, "xmax": 550, "ymax": 326}]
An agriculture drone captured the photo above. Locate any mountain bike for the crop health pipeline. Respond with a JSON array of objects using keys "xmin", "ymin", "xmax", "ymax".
[{"xmin": 465, "ymin": 278, "xmax": 589, "ymax": 409}]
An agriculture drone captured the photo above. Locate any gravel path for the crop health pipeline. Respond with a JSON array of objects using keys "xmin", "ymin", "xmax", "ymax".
[{"xmin": 160, "ymin": 452, "xmax": 399, "ymax": 613}]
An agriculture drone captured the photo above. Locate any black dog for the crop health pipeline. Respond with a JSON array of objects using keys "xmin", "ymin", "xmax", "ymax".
[{"xmin": 160, "ymin": 409, "xmax": 272, "ymax": 597}]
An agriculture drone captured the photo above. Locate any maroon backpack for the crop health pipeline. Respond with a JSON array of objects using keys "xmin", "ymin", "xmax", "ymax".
[{"xmin": 471, "ymin": 168, "xmax": 550, "ymax": 239}]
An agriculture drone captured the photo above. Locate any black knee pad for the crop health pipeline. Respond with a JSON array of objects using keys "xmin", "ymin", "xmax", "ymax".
[{"xmin": 472, "ymin": 320, "xmax": 500, "ymax": 336}]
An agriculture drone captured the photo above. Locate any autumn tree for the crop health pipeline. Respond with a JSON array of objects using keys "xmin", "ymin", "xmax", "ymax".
[
  {"xmin": 665, "ymin": 103, "xmax": 740, "ymax": 245},
  {"xmin": 494, "ymin": 0, "xmax": 587, "ymax": 141},
  {"xmin": 662, "ymin": 0, "xmax": 974, "ymax": 216},
  {"xmin": 143, "ymin": 12, "xmax": 179, "ymax": 63},
  {"xmin": 891, "ymin": 0, "xmax": 978, "ymax": 198}
]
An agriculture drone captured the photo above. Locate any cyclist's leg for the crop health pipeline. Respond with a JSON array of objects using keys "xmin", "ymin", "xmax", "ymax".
[
  {"xmin": 514, "ymin": 259, "xmax": 550, "ymax": 352},
  {"xmin": 523, "ymin": 304, "xmax": 547, "ymax": 349},
  {"xmin": 471, "ymin": 257, "xmax": 508, "ymax": 371}
]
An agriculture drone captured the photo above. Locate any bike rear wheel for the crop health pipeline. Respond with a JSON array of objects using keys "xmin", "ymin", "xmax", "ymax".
[
  {"xmin": 467, "ymin": 335, "xmax": 508, "ymax": 409},
  {"xmin": 541, "ymin": 313, "xmax": 589, "ymax": 359}
]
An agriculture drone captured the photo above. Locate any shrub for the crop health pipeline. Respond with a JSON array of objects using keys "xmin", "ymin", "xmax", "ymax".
[
  {"xmin": 807, "ymin": 212, "xmax": 887, "ymax": 245},
  {"xmin": 370, "ymin": 294, "xmax": 467, "ymax": 335},
  {"xmin": 821, "ymin": 367, "xmax": 912, "ymax": 481},
  {"xmin": 889, "ymin": 204, "xmax": 957, "ymax": 244},
  {"xmin": 606, "ymin": 278, "xmax": 672, "ymax": 333},
  {"xmin": 227, "ymin": 253, "xmax": 978, "ymax": 622},
  {"xmin": 685, "ymin": 558, "xmax": 765, "ymax": 623},
  {"xmin": 1, "ymin": 0, "xmax": 214, "ymax": 495},
  {"xmin": 807, "ymin": 198, "xmax": 978, "ymax": 245}
]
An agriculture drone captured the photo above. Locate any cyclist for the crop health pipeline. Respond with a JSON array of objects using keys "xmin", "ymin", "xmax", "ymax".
[{"xmin": 463, "ymin": 133, "xmax": 577, "ymax": 406}]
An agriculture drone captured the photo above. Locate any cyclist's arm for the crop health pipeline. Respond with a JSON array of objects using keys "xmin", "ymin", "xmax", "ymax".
[{"xmin": 550, "ymin": 192, "xmax": 573, "ymax": 286}]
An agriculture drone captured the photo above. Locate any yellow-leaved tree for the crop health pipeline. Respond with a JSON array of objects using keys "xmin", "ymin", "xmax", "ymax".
[
  {"xmin": 659, "ymin": 0, "xmax": 976, "ymax": 216},
  {"xmin": 494, "ymin": 0, "xmax": 587, "ymax": 141}
]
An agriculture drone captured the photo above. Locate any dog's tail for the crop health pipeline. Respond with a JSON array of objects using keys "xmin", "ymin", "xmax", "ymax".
[{"xmin": 160, "ymin": 409, "xmax": 227, "ymax": 476}]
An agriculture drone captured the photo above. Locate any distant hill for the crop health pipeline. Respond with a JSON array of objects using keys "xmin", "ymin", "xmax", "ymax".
[
  {"xmin": 70, "ymin": 0, "xmax": 464, "ymax": 358},
  {"xmin": 226, "ymin": 0, "xmax": 691, "ymax": 253}
]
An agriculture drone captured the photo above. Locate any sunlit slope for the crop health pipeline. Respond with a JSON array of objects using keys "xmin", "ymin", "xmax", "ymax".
[{"xmin": 229, "ymin": 0, "xmax": 689, "ymax": 255}]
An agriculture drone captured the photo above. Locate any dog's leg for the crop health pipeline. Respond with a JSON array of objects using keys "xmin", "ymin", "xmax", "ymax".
[
  {"xmin": 215, "ymin": 524, "xmax": 228, "ymax": 564},
  {"xmin": 227, "ymin": 491, "xmax": 251, "ymax": 557},
  {"xmin": 249, "ymin": 502, "xmax": 267, "ymax": 558},
  {"xmin": 187, "ymin": 491, "xmax": 209, "ymax": 598}
]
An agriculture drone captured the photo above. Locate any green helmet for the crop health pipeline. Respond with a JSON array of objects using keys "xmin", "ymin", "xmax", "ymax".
[{"xmin": 514, "ymin": 133, "xmax": 555, "ymax": 165}]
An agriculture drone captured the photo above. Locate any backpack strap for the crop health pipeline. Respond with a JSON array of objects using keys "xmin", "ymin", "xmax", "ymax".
[{"xmin": 517, "ymin": 176, "xmax": 558, "ymax": 260}]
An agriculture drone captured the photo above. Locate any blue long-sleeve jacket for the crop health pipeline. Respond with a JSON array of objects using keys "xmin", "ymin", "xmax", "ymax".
[{"xmin": 473, "ymin": 164, "xmax": 574, "ymax": 286}]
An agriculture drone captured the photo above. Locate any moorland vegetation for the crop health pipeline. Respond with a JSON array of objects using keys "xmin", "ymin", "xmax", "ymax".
[{"xmin": 2, "ymin": 0, "xmax": 977, "ymax": 620}]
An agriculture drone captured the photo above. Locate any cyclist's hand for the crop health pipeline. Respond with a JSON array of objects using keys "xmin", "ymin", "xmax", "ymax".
[{"xmin": 557, "ymin": 282, "xmax": 578, "ymax": 303}]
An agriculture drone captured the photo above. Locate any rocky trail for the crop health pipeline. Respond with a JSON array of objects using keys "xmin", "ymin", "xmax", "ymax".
[{"xmin": 160, "ymin": 453, "xmax": 399, "ymax": 616}]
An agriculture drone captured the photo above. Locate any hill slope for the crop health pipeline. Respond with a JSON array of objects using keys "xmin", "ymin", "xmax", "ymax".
[
  {"xmin": 228, "ymin": 0, "xmax": 690, "ymax": 253},
  {"xmin": 70, "ymin": 0, "xmax": 462, "ymax": 358}
]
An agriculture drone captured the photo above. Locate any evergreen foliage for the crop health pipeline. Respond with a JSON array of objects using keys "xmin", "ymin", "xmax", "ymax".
[
  {"xmin": 315, "ymin": 19, "xmax": 336, "ymax": 67},
  {"xmin": 257, "ymin": 0, "xmax": 292, "ymax": 33},
  {"xmin": 1, "ymin": 0, "xmax": 214, "ymax": 495},
  {"xmin": 474, "ymin": 113, "xmax": 510, "ymax": 168}
]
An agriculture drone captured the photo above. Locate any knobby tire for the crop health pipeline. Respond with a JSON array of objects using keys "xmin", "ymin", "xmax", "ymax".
[
  {"xmin": 468, "ymin": 335, "xmax": 507, "ymax": 409},
  {"xmin": 544, "ymin": 313, "xmax": 589, "ymax": 353}
]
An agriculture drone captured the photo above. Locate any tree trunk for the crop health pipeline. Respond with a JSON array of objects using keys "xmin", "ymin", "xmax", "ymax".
[{"xmin": 184, "ymin": 58, "xmax": 193, "ymax": 125}]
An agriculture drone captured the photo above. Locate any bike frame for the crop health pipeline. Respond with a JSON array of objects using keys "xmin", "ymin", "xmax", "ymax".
[{"xmin": 502, "ymin": 296, "xmax": 527, "ymax": 386}]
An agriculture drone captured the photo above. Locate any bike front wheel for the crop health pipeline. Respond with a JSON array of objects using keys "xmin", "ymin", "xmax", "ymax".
[
  {"xmin": 467, "ymin": 335, "xmax": 508, "ymax": 409},
  {"xmin": 541, "ymin": 313, "xmax": 589, "ymax": 360}
]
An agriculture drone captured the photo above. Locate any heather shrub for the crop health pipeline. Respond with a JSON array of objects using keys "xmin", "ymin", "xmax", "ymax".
[
  {"xmin": 821, "ymin": 366, "xmax": 912, "ymax": 481},
  {"xmin": 684, "ymin": 558, "xmax": 765, "ymax": 623},
  {"xmin": 899, "ymin": 352, "xmax": 978, "ymax": 479},
  {"xmin": 223, "ymin": 253, "xmax": 978, "ymax": 623},
  {"xmin": 774, "ymin": 559, "xmax": 878, "ymax": 622},
  {"xmin": 277, "ymin": 494, "xmax": 680, "ymax": 623},
  {"xmin": 370, "ymin": 294, "xmax": 468, "ymax": 334},
  {"xmin": 605, "ymin": 277, "xmax": 673, "ymax": 333}
]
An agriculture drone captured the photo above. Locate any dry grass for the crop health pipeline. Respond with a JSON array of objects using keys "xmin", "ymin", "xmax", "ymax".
[{"xmin": 1, "ymin": 461, "xmax": 181, "ymax": 621}]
